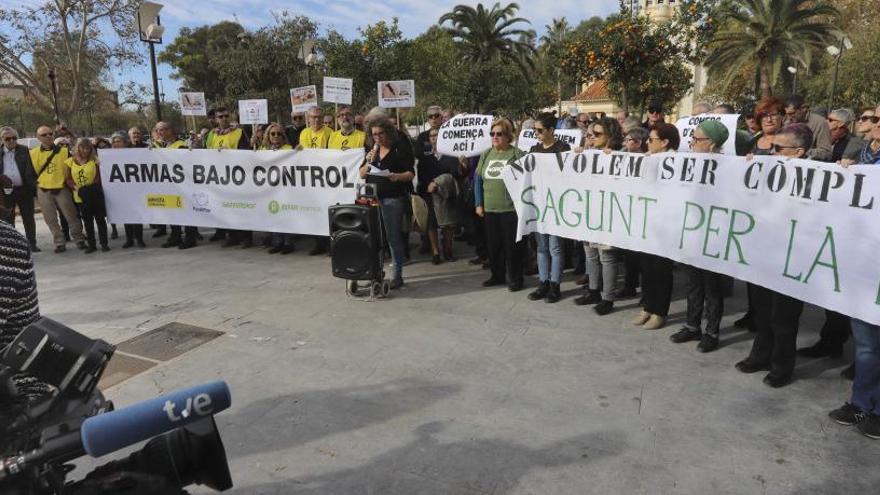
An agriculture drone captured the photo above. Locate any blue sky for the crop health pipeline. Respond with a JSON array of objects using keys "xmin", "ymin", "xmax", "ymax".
[{"xmin": 7, "ymin": 0, "xmax": 620, "ymax": 104}]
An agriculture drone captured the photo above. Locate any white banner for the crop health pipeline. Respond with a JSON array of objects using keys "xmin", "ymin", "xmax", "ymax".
[
  {"xmin": 436, "ymin": 114, "xmax": 493, "ymax": 158},
  {"xmin": 503, "ymin": 150, "xmax": 880, "ymax": 325},
  {"xmin": 179, "ymin": 92, "xmax": 207, "ymax": 116},
  {"xmin": 377, "ymin": 80, "xmax": 415, "ymax": 108},
  {"xmin": 238, "ymin": 99, "xmax": 268, "ymax": 125},
  {"xmin": 517, "ymin": 128, "xmax": 583, "ymax": 152},
  {"xmin": 99, "ymin": 148, "xmax": 365, "ymax": 236},
  {"xmin": 323, "ymin": 77, "xmax": 352, "ymax": 105},
  {"xmin": 290, "ymin": 85, "xmax": 319, "ymax": 113},
  {"xmin": 674, "ymin": 113, "xmax": 740, "ymax": 155}
]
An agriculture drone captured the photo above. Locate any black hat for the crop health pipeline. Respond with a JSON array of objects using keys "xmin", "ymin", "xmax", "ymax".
[{"xmin": 647, "ymin": 102, "xmax": 664, "ymax": 113}]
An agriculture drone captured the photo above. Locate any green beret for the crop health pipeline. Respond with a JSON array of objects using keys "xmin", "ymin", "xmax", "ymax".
[{"xmin": 696, "ymin": 119, "xmax": 730, "ymax": 149}]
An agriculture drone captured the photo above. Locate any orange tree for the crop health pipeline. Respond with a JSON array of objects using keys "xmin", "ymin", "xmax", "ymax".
[{"xmin": 562, "ymin": 14, "xmax": 691, "ymax": 114}]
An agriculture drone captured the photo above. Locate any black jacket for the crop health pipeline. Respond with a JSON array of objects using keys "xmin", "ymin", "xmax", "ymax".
[{"xmin": 1, "ymin": 144, "xmax": 37, "ymax": 188}]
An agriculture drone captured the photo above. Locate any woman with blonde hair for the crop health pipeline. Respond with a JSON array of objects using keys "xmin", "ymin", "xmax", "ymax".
[
  {"xmin": 64, "ymin": 138, "xmax": 109, "ymax": 254},
  {"xmin": 260, "ymin": 123, "xmax": 293, "ymax": 150},
  {"xmin": 261, "ymin": 123, "xmax": 295, "ymax": 254}
]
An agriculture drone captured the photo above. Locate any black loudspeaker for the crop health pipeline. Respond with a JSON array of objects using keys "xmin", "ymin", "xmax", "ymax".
[{"xmin": 329, "ymin": 204, "xmax": 381, "ymax": 280}]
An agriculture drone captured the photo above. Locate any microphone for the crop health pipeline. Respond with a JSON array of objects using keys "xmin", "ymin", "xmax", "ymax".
[
  {"xmin": 80, "ymin": 380, "xmax": 231, "ymax": 457},
  {"xmin": 370, "ymin": 142, "xmax": 380, "ymax": 166}
]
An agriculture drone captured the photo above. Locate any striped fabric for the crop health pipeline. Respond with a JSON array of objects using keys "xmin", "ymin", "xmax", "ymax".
[
  {"xmin": 0, "ymin": 220, "xmax": 50, "ymax": 411},
  {"xmin": 0, "ymin": 220, "xmax": 40, "ymax": 351}
]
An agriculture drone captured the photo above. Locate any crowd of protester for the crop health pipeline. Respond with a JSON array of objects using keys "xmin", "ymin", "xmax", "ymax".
[{"xmin": 2, "ymin": 94, "xmax": 879, "ymax": 440}]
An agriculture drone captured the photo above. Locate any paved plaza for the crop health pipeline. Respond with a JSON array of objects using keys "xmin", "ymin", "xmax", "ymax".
[{"xmin": 21, "ymin": 216, "xmax": 878, "ymax": 494}]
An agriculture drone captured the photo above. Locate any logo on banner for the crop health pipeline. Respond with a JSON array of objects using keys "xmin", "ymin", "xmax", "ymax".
[
  {"xmin": 146, "ymin": 194, "xmax": 183, "ymax": 208},
  {"xmin": 192, "ymin": 193, "xmax": 211, "ymax": 213},
  {"xmin": 268, "ymin": 200, "xmax": 280, "ymax": 214},
  {"xmin": 222, "ymin": 201, "xmax": 256, "ymax": 209}
]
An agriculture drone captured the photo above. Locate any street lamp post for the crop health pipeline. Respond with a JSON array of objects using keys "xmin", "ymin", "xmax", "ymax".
[
  {"xmin": 787, "ymin": 66, "xmax": 798, "ymax": 96},
  {"xmin": 826, "ymin": 36, "xmax": 852, "ymax": 111},
  {"xmin": 138, "ymin": 2, "xmax": 165, "ymax": 122}
]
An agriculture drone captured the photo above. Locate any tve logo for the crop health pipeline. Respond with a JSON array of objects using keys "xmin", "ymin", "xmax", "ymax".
[{"xmin": 163, "ymin": 393, "xmax": 214, "ymax": 421}]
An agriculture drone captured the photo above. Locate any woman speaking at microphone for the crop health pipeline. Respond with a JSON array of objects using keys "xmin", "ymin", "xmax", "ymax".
[{"xmin": 359, "ymin": 117, "xmax": 415, "ymax": 290}]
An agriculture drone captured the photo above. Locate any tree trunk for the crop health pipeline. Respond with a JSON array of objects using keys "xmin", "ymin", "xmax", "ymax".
[{"xmin": 758, "ymin": 61, "xmax": 772, "ymax": 98}]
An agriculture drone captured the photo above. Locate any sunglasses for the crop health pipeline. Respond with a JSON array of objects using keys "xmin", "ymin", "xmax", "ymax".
[
  {"xmin": 428, "ymin": 113, "xmax": 442, "ymax": 119},
  {"xmin": 269, "ymin": 132, "xmax": 283, "ymax": 136},
  {"xmin": 3, "ymin": 136, "xmax": 17, "ymax": 141},
  {"xmin": 216, "ymin": 114, "xmax": 229, "ymax": 119},
  {"xmin": 489, "ymin": 131, "xmax": 505, "ymax": 137},
  {"xmin": 592, "ymin": 131, "xmax": 605, "ymax": 137},
  {"xmin": 773, "ymin": 144, "xmax": 800, "ymax": 153},
  {"xmin": 648, "ymin": 109, "xmax": 662, "ymax": 114},
  {"xmin": 861, "ymin": 115, "xmax": 880, "ymax": 124},
  {"xmin": 759, "ymin": 112, "xmax": 784, "ymax": 120},
  {"xmin": 292, "ymin": 115, "xmax": 304, "ymax": 120}
]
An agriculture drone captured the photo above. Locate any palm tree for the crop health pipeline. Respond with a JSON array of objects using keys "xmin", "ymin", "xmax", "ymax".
[
  {"xmin": 704, "ymin": 0, "xmax": 839, "ymax": 98},
  {"xmin": 439, "ymin": 2, "xmax": 537, "ymax": 76},
  {"xmin": 540, "ymin": 17, "xmax": 571, "ymax": 52}
]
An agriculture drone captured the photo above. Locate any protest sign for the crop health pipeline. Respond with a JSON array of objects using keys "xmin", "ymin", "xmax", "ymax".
[
  {"xmin": 675, "ymin": 113, "xmax": 741, "ymax": 155},
  {"xmin": 323, "ymin": 77, "xmax": 352, "ymax": 105},
  {"xmin": 238, "ymin": 99, "xmax": 268, "ymax": 125},
  {"xmin": 290, "ymin": 85, "xmax": 319, "ymax": 113},
  {"xmin": 517, "ymin": 128, "xmax": 583, "ymax": 152},
  {"xmin": 436, "ymin": 114, "xmax": 493, "ymax": 158},
  {"xmin": 377, "ymin": 80, "xmax": 415, "ymax": 108},
  {"xmin": 502, "ymin": 150, "xmax": 880, "ymax": 325},
  {"xmin": 179, "ymin": 92, "xmax": 207, "ymax": 116},
  {"xmin": 100, "ymin": 148, "xmax": 364, "ymax": 236}
]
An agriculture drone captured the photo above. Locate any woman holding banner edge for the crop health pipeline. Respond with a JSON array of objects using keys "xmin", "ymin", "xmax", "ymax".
[
  {"xmin": 574, "ymin": 117, "xmax": 623, "ymax": 315},
  {"xmin": 668, "ymin": 120, "xmax": 730, "ymax": 353},
  {"xmin": 259, "ymin": 123, "xmax": 296, "ymax": 255},
  {"xmin": 633, "ymin": 123, "xmax": 680, "ymax": 330},
  {"xmin": 527, "ymin": 113, "xmax": 570, "ymax": 303}
]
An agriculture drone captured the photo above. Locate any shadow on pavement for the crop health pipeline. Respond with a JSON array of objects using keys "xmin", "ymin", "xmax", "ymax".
[
  {"xmin": 227, "ymin": 423, "xmax": 625, "ymax": 494},
  {"xmin": 220, "ymin": 378, "xmax": 460, "ymax": 459}
]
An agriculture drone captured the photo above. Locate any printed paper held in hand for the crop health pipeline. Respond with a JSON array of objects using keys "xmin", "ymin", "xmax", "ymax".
[{"xmin": 367, "ymin": 165, "xmax": 391, "ymax": 177}]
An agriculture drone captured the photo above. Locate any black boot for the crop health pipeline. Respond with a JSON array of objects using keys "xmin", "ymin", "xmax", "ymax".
[
  {"xmin": 528, "ymin": 281, "xmax": 550, "ymax": 301},
  {"xmin": 593, "ymin": 300, "xmax": 614, "ymax": 315},
  {"xmin": 546, "ymin": 282, "xmax": 561, "ymax": 303},
  {"xmin": 162, "ymin": 236, "xmax": 181, "ymax": 248},
  {"xmin": 574, "ymin": 289, "xmax": 601, "ymax": 306}
]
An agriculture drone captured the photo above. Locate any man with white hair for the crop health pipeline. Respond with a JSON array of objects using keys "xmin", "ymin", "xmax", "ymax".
[
  {"xmin": 416, "ymin": 105, "xmax": 443, "ymax": 157},
  {"xmin": 691, "ymin": 102, "xmax": 712, "ymax": 115},
  {"xmin": 1, "ymin": 127, "xmax": 38, "ymax": 251}
]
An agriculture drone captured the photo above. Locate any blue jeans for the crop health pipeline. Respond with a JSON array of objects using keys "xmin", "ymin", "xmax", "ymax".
[
  {"xmin": 380, "ymin": 197, "xmax": 406, "ymax": 281},
  {"xmin": 851, "ymin": 319, "xmax": 880, "ymax": 414},
  {"xmin": 536, "ymin": 233, "xmax": 562, "ymax": 283}
]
